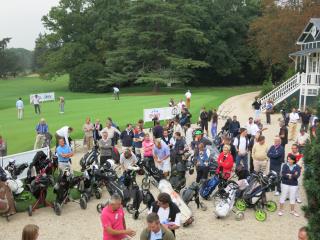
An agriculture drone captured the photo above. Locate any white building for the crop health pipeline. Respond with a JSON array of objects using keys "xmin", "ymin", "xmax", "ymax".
[{"xmin": 260, "ymin": 18, "xmax": 320, "ymax": 111}]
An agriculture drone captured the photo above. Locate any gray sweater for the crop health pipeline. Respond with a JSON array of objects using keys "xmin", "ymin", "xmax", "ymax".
[{"xmin": 98, "ymin": 138, "xmax": 112, "ymax": 157}]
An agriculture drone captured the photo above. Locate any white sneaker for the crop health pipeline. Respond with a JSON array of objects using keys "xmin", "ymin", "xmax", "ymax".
[
  {"xmin": 290, "ymin": 211, "xmax": 300, "ymax": 217},
  {"xmin": 296, "ymin": 198, "xmax": 302, "ymax": 204},
  {"xmin": 278, "ymin": 210, "xmax": 284, "ymax": 216},
  {"xmin": 274, "ymin": 191, "xmax": 280, "ymax": 196}
]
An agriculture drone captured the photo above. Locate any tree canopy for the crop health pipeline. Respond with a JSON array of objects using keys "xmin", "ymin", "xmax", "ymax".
[{"xmin": 36, "ymin": 0, "xmax": 264, "ymax": 92}]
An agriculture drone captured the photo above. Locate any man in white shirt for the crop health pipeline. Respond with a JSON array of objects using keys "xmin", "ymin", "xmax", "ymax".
[
  {"xmin": 173, "ymin": 118, "xmax": 184, "ymax": 137},
  {"xmin": 16, "ymin": 97, "xmax": 24, "ymax": 120},
  {"xmin": 288, "ymin": 108, "xmax": 300, "ymax": 141},
  {"xmin": 101, "ymin": 120, "xmax": 121, "ymax": 146},
  {"xmin": 296, "ymin": 129, "xmax": 310, "ymax": 153},
  {"xmin": 31, "ymin": 94, "xmax": 41, "ymax": 114},
  {"xmin": 55, "ymin": 126, "xmax": 73, "ymax": 147},
  {"xmin": 119, "ymin": 149, "xmax": 137, "ymax": 172},
  {"xmin": 245, "ymin": 117, "xmax": 260, "ymax": 138},
  {"xmin": 185, "ymin": 90, "xmax": 192, "ymax": 109},
  {"xmin": 177, "ymin": 99, "xmax": 185, "ymax": 111},
  {"xmin": 113, "ymin": 87, "xmax": 120, "ymax": 100},
  {"xmin": 233, "ymin": 128, "xmax": 249, "ymax": 170}
]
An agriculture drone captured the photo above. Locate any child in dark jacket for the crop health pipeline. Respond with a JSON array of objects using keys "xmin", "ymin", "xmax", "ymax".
[{"xmin": 278, "ymin": 154, "xmax": 301, "ymax": 217}]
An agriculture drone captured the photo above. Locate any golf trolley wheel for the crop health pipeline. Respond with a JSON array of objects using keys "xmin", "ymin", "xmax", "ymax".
[
  {"xmin": 95, "ymin": 188, "xmax": 102, "ymax": 199},
  {"xmin": 266, "ymin": 200, "xmax": 277, "ymax": 212},
  {"xmin": 235, "ymin": 211, "xmax": 244, "ymax": 221},
  {"xmin": 255, "ymin": 209, "xmax": 267, "ymax": 222},
  {"xmin": 80, "ymin": 197, "xmax": 87, "ymax": 210},
  {"xmin": 133, "ymin": 210, "xmax": 139, "ymax": 220},
  {"xmin": 96, "ymin": 203, "xmax": 104, "ymax": 213},
  {"xmin": 81, "ymin": 193, "xmax": 89, "ymax": 203},
  {"xmin": 28, "ymin": 205, "xmax": 33, "ymax": 217},
  {"xmin": 200, "ymin": 202, "xmax": 207, "ymax": 211},
  {"xmin": 235, "ymin": 199, "xmax": 247, "ymax": 211},
  {"xmin": 126, "ymin": 203, "xmax": 135, "ymax": 214},
  {"xmin": 54, "ymin": 203, "xmax": 62, "ymax": 216},
  {"xmin": 142, "ymin": 178, "xmax": 150, "ymax": 190}
]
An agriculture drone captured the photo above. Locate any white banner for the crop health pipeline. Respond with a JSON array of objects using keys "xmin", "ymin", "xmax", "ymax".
[
  {"xmin": 0, "ymin": 147, "xmax": 50, "ymax": 180},
  {"xmin": 30, "ymin": 92, "xmax": 55, "ymax": 103},
  {"xmin": 143, "ymin": 107, "xmax": 180, "ymax": 122}
]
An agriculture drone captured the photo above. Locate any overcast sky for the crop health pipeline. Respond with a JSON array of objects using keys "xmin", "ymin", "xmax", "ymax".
[{"xmin": 0, "ymin": 0, "xmax": 60, "ymax": 50}]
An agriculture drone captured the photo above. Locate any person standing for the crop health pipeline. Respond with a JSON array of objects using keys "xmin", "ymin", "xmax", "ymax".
[
  {"xmin": 93, "ymin": 119, "xmax": 103, "ymax": 141},
  {"xmin": 185, "ymin": 90, "xmax": 191, "ymax": 109},
  {"xmin": 133, "ymin": 125, "xmax": 145, "ymax": 158},
  {"xmin": 278, "ymin": 154, "xmax": 301, "ymax": 217},
  {"xmin": 16, "ymin": 97, "xmax": 24, "ymax": 120},
  {"xmin": 140, "ymin": 213, "xmax": 175, "ymax": 240},
  {"xmin": 299, "ymin": 109, "xmax": 311, "ymax": 133},
  {"xmin": 289, "ymin": 144, "xmax": 304, "ymax": 204},
  {"xmin": 102, "ymin": 120, "xmax": 121, "ymax": 146},
  {"xmin": 245, "ymin": 117, "xmax": 260, "ymax": 140},
  {"xmin": 288, "ymin": 108, "xmax": 300, "ymax": 141},
  {"xmin": 59, "ymin": 96, "xmax": 65, "ymax": 113},
  {"xmin": 279, "ymin": 120, "xmax": 288, "ymax": 148},
  {"xmin": 149, "ymin": 193, "xmax": 181, "ymax": 236},
  {"xmin": 252, "ymin": 136, "xmax": 269, "ymax": 174},
  {"xmin": 185, "ymin": 123, "xmax": 194, "ymax": 148},
  {"xmin": 120, "ymin": 149, "xmax": 137, "ymax": 172},
  {"xmin": 34, "ymin": 118, "xmax": 49, "ymax": 149},
  {"xmin": 296, "ymin": 129, "xmax": 310, "ymax": 153},
  {"xmin": 56, "ymin": 138, "xmax": 73, "ymax": 173},
  {"xmin": 120, "ymin": 124, "xmax": 134, "ymax": 151},
  {"xmin": 229, "ymin": 116, "xmax": 240, "ymax": 138},
  {"xmin": 153, "ymin": 139, "xmax": 171, "ymax": 177},
  {"xmin": 211, "ymin": 109, "xmax": 218, "ymax": 138},
  {"xmin": 195, "ymin": 143, "xmax": 210, "ymax": 183},
  {"xmin": 83, "ymin": 117, "xmax": 94, "ymax": 152},
  {"xmin": 0, "ymin": 135, "xmax": 7, "ymax": 157},
  {"xmin": 22, "ymin": 224, "xmax": 39, "ymax": 240},
  {"xmin": 142, "ymin": 133, "xmax": 154, "ymax": 167},
  {"xmin": 199, "ymin": 107, "xmax": 209, "ymax": 135},
  {"xmin": 98, "ymin": 130, "xmax": 113, "ymax": 166},
  {"xmin": 252, "ymin": 97, "xmax": 262, "ymax": 120},
  {"xmin": 233, "ymin": 128, "xmax": 249, "ymax": 170},
  {"xmin": 267, "ymin": 136, "xmax": 285, "ymax": 195},
  {"xmin": 265, "ymin": 99, "xmax": 273, "ymax": 124},
  {"xmin": 100, "ymin": 194, "xmax": 136, "ymax": 240},
  {"xmin": 31, "ymin": 94, "xmax": 41, "ymax": 114},
  {"xmin": 113, "ymin": 87, "xmax": 120, "ymax": 100},
  {"xmin": 173, "ymin": 117, "xmax": 184, "ymax": 137},
  {"xmin": 55, "ymin": 126, "xmax": 73, "ymax": 147},
  {"xmin": 153, "ymin": 121, "xmax": 164, "ymax": 139}
]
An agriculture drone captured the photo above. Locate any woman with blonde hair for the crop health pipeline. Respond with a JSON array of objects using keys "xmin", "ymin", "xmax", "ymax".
[{"xmin": 22, "ymin": 224, "xmax": 39, "ymax": 240}]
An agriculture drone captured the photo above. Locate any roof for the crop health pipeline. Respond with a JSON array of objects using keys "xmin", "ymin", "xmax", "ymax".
[
  {"xmin": 297, "ymin": 18, "xmax": 320, "ymax": 44},
  {"xmin": 289, "ymin": 48, "xmax": 320, "ymax": 57}
]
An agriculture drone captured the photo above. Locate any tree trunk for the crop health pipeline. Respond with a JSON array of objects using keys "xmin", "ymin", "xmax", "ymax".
[{"xmin": 153, "ymin": 82, "xmax": 159, "ymax": 92}]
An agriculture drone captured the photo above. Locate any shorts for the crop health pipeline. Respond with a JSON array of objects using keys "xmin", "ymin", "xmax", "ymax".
[{"xmin": 158, "ymin": 158, "xmax": 171, "ymax": 173}]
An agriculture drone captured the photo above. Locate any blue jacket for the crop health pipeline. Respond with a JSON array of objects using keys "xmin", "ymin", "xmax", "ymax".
[
  {"xmin": 267, "ymin": 145, "xmax": 284, "ymax": 166},
  {"xmin": 229, "ymin": 121, "xmax": 240, "ymax": 134},
  {"xmin": 281, "ymin": 163, "xmax": 301, "ymax": 186}
]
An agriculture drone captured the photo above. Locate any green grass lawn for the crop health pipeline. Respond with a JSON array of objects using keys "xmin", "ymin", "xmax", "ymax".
[{"xmin": 0, "ymin": 75, "xmax": 260, "ymax": 154}]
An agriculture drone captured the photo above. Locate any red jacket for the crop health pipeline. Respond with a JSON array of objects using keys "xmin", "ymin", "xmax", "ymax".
[{"xmin": 216, "ymin": 152, "xmax": 234, "ymax": 179}]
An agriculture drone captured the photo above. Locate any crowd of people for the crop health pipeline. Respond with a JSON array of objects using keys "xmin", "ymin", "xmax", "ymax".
[{"xmin": 3, "ymin": 92, "xmax": 314, "ymax": 240}]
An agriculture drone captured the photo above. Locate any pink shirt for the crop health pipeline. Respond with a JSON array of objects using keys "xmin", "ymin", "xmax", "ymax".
[
  {"xmin": 142, "ymin": 140, "xmax": 154, "ymax": 157},
  {"xmin": 101, "ymin": 205, "xmax": 125, "ymax": 240}
]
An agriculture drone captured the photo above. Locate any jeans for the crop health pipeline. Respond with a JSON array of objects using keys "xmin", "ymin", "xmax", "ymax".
[
  {"xmin": 236, "ymin": 153, "xmax": 248, "ymax": 171},
  {"xmin": 196, "ymin": 166, "xmax": 209, "ymax": 183},
  {"xmin": 266, "ymin": 112, "xmax": 271, "ymax": 124},
  {"xmin": 255, "ymin": 109, "xmax": 261, "ymax": 120},
  {"xmin": 211, "ymin": 122, "xmax": 217, "ymax": 138},
  {"xmin": 270, "ymin": 163, "xmax": 282, "ymax": 192},
  {"xmin": 60, "ymin": 103, "xmax": 64, "ymax": 113}
]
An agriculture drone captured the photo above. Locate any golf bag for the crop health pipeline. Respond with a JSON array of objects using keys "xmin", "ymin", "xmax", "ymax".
[
  {"xmin": 4, "ymin": 160, "xmax": 28, "ymax": 195},
  {"xmin": 79, "ymin": 145, "xmax": 100, "ymax": 171},
  {"xmin": 199, "ymin": 175, "xmax": 220, "ymax": 199},
  {"xmin": 138, "ymin": 157, "xmax": 164, "ymax": 189},
  {"xmin": 0, "ymin": 181, "xmax": 16, "ymax": 219},
  {"xmin": 214, "ymin": 181, "xmax": 239, "ymax": 218},
  {"xmin": 182, "ymin": 182, "xmax": 206, "ymax": 210}
]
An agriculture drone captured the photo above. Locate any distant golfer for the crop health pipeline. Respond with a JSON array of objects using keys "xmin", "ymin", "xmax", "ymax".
[
  {"xmin": 59, "ymin": 96, "xmax": 65, "ymax": 113},
  {"xmin": 113, "ymin": 87, "xmax": 120, "ymax": 100},
  {"xmin": 16, "ymin": 97, "xmax": 24, "ymax": 120},
  {"xmin": 31, "ymin": 94, "xmax": 41, "ymax": 114},
  {"xmin": 185, "ymin": 90, "xmax": 191, "ymax": 109}
]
